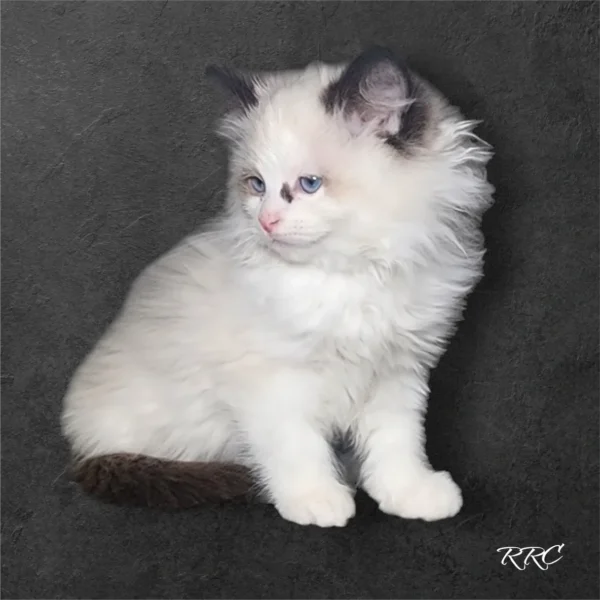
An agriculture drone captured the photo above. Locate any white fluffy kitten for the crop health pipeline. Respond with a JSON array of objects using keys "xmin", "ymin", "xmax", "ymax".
[{"xmin": 62, "ymin": 47, "xmax": 494, "ymax": 527}]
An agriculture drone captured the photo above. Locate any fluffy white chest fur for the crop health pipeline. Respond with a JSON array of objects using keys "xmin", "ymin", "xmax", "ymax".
[{"xmin": 62, "ymin": 46, "xmax": 494, "ymax": 527}]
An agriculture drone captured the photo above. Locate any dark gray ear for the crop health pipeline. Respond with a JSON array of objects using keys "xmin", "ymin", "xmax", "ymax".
[
  {"xmin": 323, "ymin": 46, "xmax": 416, "ymax": 137},
  {"xmin": 205, "ymin": 65, "xmax": 258, "ymax": 110}
]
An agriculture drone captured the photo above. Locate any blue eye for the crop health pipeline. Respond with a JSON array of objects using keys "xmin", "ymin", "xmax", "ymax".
[
  {"xmin": 298, "ymin": 175, "xmax": 322, "ymax": 194},
  {"xmin": 247, "ymin": 176, "xmax": 266, "ymax": 194}
]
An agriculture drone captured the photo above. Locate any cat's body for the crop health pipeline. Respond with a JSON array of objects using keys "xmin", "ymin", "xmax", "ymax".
[{"xmin": 63, "ymin": 47, "xmax": 494, "ymax": 527}]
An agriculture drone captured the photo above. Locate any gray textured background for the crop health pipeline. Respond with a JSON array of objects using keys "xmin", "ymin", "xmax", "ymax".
[{"xmin": 2, "ymin": 1, "xmax": 598, "ymax": 598}]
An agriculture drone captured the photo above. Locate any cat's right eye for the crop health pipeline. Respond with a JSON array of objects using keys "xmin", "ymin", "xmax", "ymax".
[{"xmin": 246, "ymin": 176, "xmax": 266, "ymax": 195}]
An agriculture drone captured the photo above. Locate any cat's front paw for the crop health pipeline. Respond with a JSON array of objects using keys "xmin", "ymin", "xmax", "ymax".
[
  {"xmin": 372, "ymin": 470, "xmax": 463, "ymax": 522},
  {"xmin": 274, "ymin": 480, "xmax": 356, "ymax": 528}
]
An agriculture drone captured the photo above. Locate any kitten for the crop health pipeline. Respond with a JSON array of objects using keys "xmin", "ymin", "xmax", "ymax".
[{"xmin": 62, "ymin": 46, "xmax": 494, "ymax": 527}]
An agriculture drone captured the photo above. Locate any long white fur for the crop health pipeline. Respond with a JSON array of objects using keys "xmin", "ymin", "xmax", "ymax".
[{"xmin": 62, "ymin": 60, "xmax": 494, "ymax": 527}]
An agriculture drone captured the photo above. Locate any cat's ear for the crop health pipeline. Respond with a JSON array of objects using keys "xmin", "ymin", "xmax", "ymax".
[
  {"xmin": 205, "ymin": 65, "xmax": 259, "ymax": 111},
  {"xmin": 324, "ymin": 46, "xmax": 415, "ymax": 137}
]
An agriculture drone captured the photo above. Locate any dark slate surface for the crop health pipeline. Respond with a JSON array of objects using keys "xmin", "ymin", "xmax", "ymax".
[{"xmin": 2, "ymin": 1, "xmax": 598, "ymax": 598}]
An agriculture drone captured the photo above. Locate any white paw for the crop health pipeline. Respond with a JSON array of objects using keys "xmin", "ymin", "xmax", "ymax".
[
  {"xmin": 376, "ymin": 470, "xmax": 463, "ymax": 522},
  {"xmin": 275, "ymin": 481, "xmax": 356, "ymax": 528}
]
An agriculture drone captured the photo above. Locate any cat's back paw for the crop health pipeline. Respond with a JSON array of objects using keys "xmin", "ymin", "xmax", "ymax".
[
  {"xmin": 378, "ymin": 470, "xmax": 463, "ymax": 522},
  {"xmin": 274, "ymin": 480, "xmax": 356, "ymax": 528}
]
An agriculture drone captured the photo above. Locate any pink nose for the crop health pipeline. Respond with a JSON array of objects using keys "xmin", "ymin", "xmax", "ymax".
[{"xmin": 259, "ymin": 213, "xmax": 281, "ymax": 234}]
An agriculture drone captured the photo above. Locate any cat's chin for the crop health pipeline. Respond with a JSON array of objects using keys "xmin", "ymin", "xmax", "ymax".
[
  {"xmin": 271, "ymin": 236, "xmax": 319, "ymax": 248},
  {"xmin": 265, "ymin": 237, "xmax": 322, "ymax": 264}
]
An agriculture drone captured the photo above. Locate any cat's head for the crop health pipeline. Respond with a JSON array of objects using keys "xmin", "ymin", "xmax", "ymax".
[{"xmin": 207, "ymin": 47, "xmax": 488, "ymax": 266}]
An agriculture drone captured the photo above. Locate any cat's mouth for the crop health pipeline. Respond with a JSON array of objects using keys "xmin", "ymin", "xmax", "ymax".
[
  {"xmin": 258, "ymin": 225, "xmax": 325, "ymax": 249},
  {"xmin": 269, "ymin": 235, "xmax": 319, "ymax": 248},
  {"xmin": 261, "ymin": 232, "xmax": 325, "ymax": 263},
  {"xmin": 253, "ymin": 220, "xmax": 329, "ymax": 257}
]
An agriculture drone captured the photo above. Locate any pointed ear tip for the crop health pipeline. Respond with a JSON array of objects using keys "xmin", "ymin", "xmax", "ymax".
[
  {"xmin": 366, "ymin": 44, "xmax": 393, "ymax": 52},
  {"xmin": 361, "ymin": 44, "xmax": 396, "ymax": 58},
  {"xmin": 205, "ymin": 65, "xmax": 220, "ymax": 78},
  {"xmin": 356, "ymin": 45, "xmax": 411, "ymax": 78}
]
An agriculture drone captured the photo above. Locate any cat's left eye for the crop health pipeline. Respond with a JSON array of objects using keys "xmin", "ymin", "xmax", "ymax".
[
  {"xmin": 298, "ymin": 176, "xmax": 322, "ymax": 194},
  {"xmin": 246, "ymin": 176, "xmax": 266, "ymax": 195}
]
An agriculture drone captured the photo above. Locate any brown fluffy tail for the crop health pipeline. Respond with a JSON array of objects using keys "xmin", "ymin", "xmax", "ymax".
[{"xmin": 71, "ymin": 453, "xmax": 256, "ymax": 509}]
